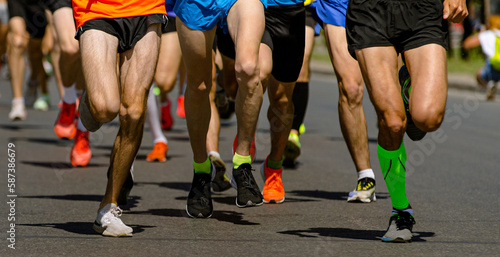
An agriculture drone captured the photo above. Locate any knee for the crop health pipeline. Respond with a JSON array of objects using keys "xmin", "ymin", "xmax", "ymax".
[
  {"xmin": 8, "ymin": 33, "xmax": 28, "ymax": 52},
  {"xmin": 339, "ymin": 80, "xmax": 364, "ymax": 108},
  {"xmin": 60, "ymin": 40, "xmax": 80, "ymax": 57},
  {"xmin": 90, "ymin": 100, "xmax": 120, "ymax": 123},
  {"xmin": 411, "ymin": 107, "xmax": 444, "ymax": 132},
  {"xmin": 380, "ymin": 111, "xmax": 406, "ymax": 135},
  {"xmin": 120, "ymin": 103, "xmax": 146, "ymax": 123},
  {"xmin": 235, "ymin": 58, "xmax": 259, "ymax": 85},
  {"xmin": 155, "ymin": 72, "xmax": 175, "ymax": 92}
]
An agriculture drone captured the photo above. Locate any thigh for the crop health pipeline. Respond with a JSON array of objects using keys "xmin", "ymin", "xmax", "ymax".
[
  {"xmin": 176, "ymin": 18, "xmax": 215, "ymax": 86},
  {"xmin": 403, "ymin": 44, "xmax": 447, "ymax": 118},
  {"xmin": 227, "ymin": 0, "xmax": 265, "ymax": 64},
  {"xmin": 156, "ymin": 32, "xmax": 182, "ymax": 78},
  {"xmin": 80, "ymin": 29, "xmax": 120, "ymax": 106},
  {"xmin": 355, "ymin": 46, "xmax": 403, "ymax": 117},
  {"xmin": 120, "ymin": 24, "xmax": 162, "ymax": 106},
  {"xmin": 52, "ymin": 7, "xmax": 77, "ymax": 50},
  {"xmin": 324, "ymin": 24, "xmax": 362, "ymax": 86}
]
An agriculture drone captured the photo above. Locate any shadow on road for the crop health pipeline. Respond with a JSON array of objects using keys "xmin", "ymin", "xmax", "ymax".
[
  {"xmin": 278, "ymin": 227, "xmax": 435, "ymax": 242},
  {"xmin": 19, "ymin": 222, "xmax": 154, "ymax": 236},
  {"xmin": 21, "ymin": 160, "xmax": 107, "ymax": 169},
  {"xmin": 20, "ymin": 194, "xmax": 140, "ymax": 209},
  {"xmin": 289, "ymin": 190, "xmax": 388, "ymax": 201},
  {"xmin": 128, "ymin": 208, "xmax": 260, "ymax": 225}
]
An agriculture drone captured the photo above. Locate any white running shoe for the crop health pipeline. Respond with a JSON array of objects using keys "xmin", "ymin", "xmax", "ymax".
[
  {"xmin": 93, "ymin": 203, "xmax": 133, "ymax": 237},
  {"xmin": 34, "ymin": 95, "xmax": 50, "ymax": 111},
  {"xmin": 9, "ymin": 101, "xmax": 27, "ymax": 121}
]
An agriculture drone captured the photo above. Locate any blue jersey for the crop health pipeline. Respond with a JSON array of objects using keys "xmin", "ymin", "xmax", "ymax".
[{"xmin": 267, "ymin": 0, "xmax": 303, "ymax": 7}]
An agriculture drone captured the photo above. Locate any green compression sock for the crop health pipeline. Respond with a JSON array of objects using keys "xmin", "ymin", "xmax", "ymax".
[
  {"xmin": 193, "ymin": 158, "xmax": 211, "ymax": 174},
  {"xmin": 267, "ymin": 156, "xmax": 284, "ymax": 170},
  {"xmin": 233, "ymin": 153, "xmax": 252, "ymax": 169},
  {"xmin": 377, "ymin": 142, "xmax": 409, "ymax": 210}
]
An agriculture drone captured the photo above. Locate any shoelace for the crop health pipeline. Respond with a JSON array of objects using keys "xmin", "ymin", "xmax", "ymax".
[
  {"xmin": 395, "ymin": 212, "xmax": 415, "ymax": 231},
  {"xmin": 102, "ymin": 206, "xmax": 124, "ymax": 224},
  {"xmin": 266, "ymin": 172, "xmax": 282, "ymax": 191}
]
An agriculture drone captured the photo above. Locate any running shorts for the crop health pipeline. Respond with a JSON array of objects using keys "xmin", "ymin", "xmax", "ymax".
[
  {"xmin": 75, "ymin": 14, "xmax": 166, "ymax": 53},
  {"xmin": 162, "ymin": 15, "xmax": 176, "ymax": 34},
  {"xmin": 45, "ymin": 0, "xmax": 72, "ymax": 13},
  {"xmin": 346, "ymin": 0, "xmax": 448, "ymax": 59},
  {"xmin": 315, "ymin": 0, "xmax": 347, "ymax": 27},
  {"xmin": 8, "ymin": 0, "xmax": 47, "ymax": 38}
]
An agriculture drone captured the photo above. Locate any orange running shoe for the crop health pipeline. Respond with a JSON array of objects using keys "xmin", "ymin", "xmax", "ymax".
[
  {"xmin": 146, "ymin": 142, "xmax": 168, "ymax": 162},
  {"xmin": 161, "ymin": 98, "xmax": 173, "ymax": 130},
  {"xmin": 70, "ymin": 130, "xmax": 92, "ymax": 167},
  {"xmin": 232, "ymin": 133, "xmax": 256, "ymax": 162},
  {"xmin": 176, "ymin": 95, "xmax": 185, "ymax": 118},
  {"xmin": 260, "ymin": 156, "xmax": 285, "ymax": 204},
  {"xmin": 54, "ymin": 101, "xmax": 77, "ymax": 139}
]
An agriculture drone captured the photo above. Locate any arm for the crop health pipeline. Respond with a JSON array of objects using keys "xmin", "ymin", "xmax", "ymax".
[
  {"xmin": 462, "ymin": 34, "xmax": 480, "ymax": 50},
  {"xmin": 443, "ymin": 0, "xmax": 469, "ymax": 23}
]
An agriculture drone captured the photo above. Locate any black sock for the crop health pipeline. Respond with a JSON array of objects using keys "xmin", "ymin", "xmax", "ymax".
[{"xmin": 291, "ymin": 82, "xmax": 309, "ymax": 133}]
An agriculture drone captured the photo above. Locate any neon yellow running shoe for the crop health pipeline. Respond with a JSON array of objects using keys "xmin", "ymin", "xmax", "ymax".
[{"xmin": 283, "ymin": 133, "xmax": 301, "ymax": 168}]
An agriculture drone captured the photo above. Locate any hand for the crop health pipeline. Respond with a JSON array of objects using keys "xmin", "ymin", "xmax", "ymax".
[{"xmin": 443, "ymin": 0, "xmax": 469, "ymax": 23}]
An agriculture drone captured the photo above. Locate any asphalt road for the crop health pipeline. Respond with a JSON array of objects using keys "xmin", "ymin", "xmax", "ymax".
[{"xmin": 0, "ymin": 71, "xmax": 499, "ymax": 256}]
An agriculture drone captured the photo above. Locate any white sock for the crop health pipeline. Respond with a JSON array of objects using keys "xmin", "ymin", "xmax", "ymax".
[
  {"xmin": 77, "ymin": 118, "xmax": 87, "ymax": 132},
  {"xmin": 63, "ymin": 84, "xmax": 77, "ymax": 104},
  {"xmin": 208, "ymin": 151, "xmax": 220, "ymax": 159},
  {"xmin": 357, "ymin": 168, "xmax": 375, "ymax": 180},
  {"xmin": 12, "ymin": 97, "xmax": 24, "ymax": 105},
  {"xmin": 146, "ymin": 88, "xmax": 167, "ymax": 144}
]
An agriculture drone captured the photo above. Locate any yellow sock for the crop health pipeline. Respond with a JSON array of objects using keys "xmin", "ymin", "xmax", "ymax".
[{"xmin": 233, "ymin": 153, "xmax": 251, "ymax": 169}]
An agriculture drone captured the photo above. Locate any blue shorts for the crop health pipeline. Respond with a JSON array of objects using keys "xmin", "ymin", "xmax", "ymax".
[
  {"xmin": 481, "ymin": 60, "xmax": 500, "ymax": 82},
  {"xmin": 315, "ymin": 0, "xmax": 347, "ymax": 27},
  {"xmin": 170, "ymin": 0, "xmax": 238, "ymax": 31}
]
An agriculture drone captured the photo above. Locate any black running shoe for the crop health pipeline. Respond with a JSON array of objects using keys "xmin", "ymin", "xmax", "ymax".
[
  {"xmin": 230, "ymin": 163, "xmax": 263, "ymax": 207},
  {"xmin": 186, "ymin": 173, "xmax": 213, "ymax": 218},
  {"xmin": 399, "ymin": 65, "xmax": 426, "ymax": 141},
  {"xmin": 382, "ymin": 211, "xmax": 416, "ymax": 243}
]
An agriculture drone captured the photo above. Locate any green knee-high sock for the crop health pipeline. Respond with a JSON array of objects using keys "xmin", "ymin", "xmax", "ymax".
[
  {"xmin": 193, "ymin": 158, "xmax": 211, "ymax": 174},
  {"xmin": 377, "ymin": 142, "xmax": 409, "ymax": 210}
]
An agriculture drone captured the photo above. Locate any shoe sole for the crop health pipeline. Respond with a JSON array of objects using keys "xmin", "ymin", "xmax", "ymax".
[
  {"xmin": 185, "ymin": 205, "xmax": 213, "ymax": 219},
  {"xmin": 347, "ymin": 192, "xmax": 376, "ymax": 203},
  {"xmin": 263, "ymin": 197, "xmax": 285, "ymax": 204},
  {"xmin": 211, "ymin": 158, "xmax": 231, "ymax": 192},
  {"xmin": 381, "ymin": 236, "xmax": 411, "ymax": 243},
  {"xmin": 92, "ymin": 221, "xmax": 133, "ymax": 237}
]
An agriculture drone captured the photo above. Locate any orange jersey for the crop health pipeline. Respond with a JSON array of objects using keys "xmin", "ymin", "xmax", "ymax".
[{"xmin": 73, "ymin": 0, "xmax": 167, "ymax": 29}]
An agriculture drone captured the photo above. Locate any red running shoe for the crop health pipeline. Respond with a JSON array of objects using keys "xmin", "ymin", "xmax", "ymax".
[
  {"xmin": 70, "ymin": 130, "xmax": 92, "ymax": 167},
  {"xmin": 54, "ymin": 101, "xmax": 77, "ymax": 139},
  {"xmin": 176, "ymin": 95, "xmax": 185, "ymax": 118},
  {"xmin": 161, "ymin": 98, "xmax": 173, "ymax": 130}
]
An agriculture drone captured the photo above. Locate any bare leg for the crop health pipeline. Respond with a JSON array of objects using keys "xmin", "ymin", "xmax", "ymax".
[
  {"xmin": 324, "ymin": 24, "xmax": 370, "ymax": 171},
  {"xmin": 7, "ymin": 17, "xmax": 28, "ymax": 99}
]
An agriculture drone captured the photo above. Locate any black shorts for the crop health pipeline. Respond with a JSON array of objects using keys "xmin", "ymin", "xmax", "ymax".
[
  {"xmin": 162, "ymin": 15, "xmax": 176, "ymax": 34},
  {"xmin": 8, "ymin": 0, "xmax": 47, "ymax": 38},
  {"xmin": 75, "ymin": 14, "xmax": 166, "ymax": 53},
  {"xmin": 216, "ymin": 26, "xmax": 235, "ymax": 59},
  {"xmin": 45, "ymin": 0, "xmax": 72, "ymax": 13},
  {"xmin": 346, "ymin": 0, "xmax": 448, "ymax": 59},
  {"xmin": 264, "ymin": 4, "xmax": 305, "ymax": 82},
  {"xmin": 305, "ymin": 5, "xmax": 317, "ymax": 29}
]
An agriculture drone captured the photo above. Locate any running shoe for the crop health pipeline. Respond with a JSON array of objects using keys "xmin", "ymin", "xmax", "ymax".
[
  {"xmin": 399, "ymin": 65, "xmax": 426, "ymax": 141},
  {"xmin": 283, "ymin": 133, "xmax": 301, "ymax": 168},
  {"xmin": 161, "ymin": 98, "xmax": 173, "ymax": 130},
  {"xmin": 347, "ymin": 177, "xmax": 376, "ymax": 203},
  {"xmin": 215, "ymin": 89, "xmax": 235, "ymax": 120},
  {"xmin": 382, "ymin": 211, "xmax": 416, "ymax": 243},
  {"xmin": 210, "ymin": 155, "xmax": 232, "ymax": 192},
  {"xmin": 117, "ymin": 169, "xmax": 134, "ymax": 206},
  {"xmin": 54, "ymin": 101, "xmax": 77, "ymax": 139},
  {"xmin": 70, "ymin": 130, "xmax": 92, "ymax": 167},
  {"xmin": 230, "ymin": 163, "xmax": 263, "ymax": 207},
  {"xmin": 232, "ymin": 134, "xmax": 256, "ymax": 162},
  {"xmin": 9, "ymin": 101, "xmax": 27, "ymax": 121},
  {"xmin": 299, "ymin": 123, "xmax": 306, "ymax": 135},
  {"xmin": 34, "ymin": 94, "xmax": 50, "ymax": 111},
  {"xmin": 146, "ymin": 141, "xmax": 168, "ymax": 162},
  {"xmin": 93, "ymin": 203, "xmax": 133, "ymax": 237},
  {"xmin": 176, "ymin": 95, "xmax": 185, "ymax": 118},
  {"xmin": 260, "ymin": 157, "xmax": 285, "ymax": 204},
  {"xmin": 186, "ymin": 172, "xmax": 213, "ymax": 218},
  {"xmin": 486, "ymin": 82, "xmax": 497, "ymax": 101},
  {"xmin": 24, "ymin": 80, "xmax": 38, "ymax": 107},
  {"xmin": 78, "ymin": 91, "xmax": 102, "ymax": 132}
]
